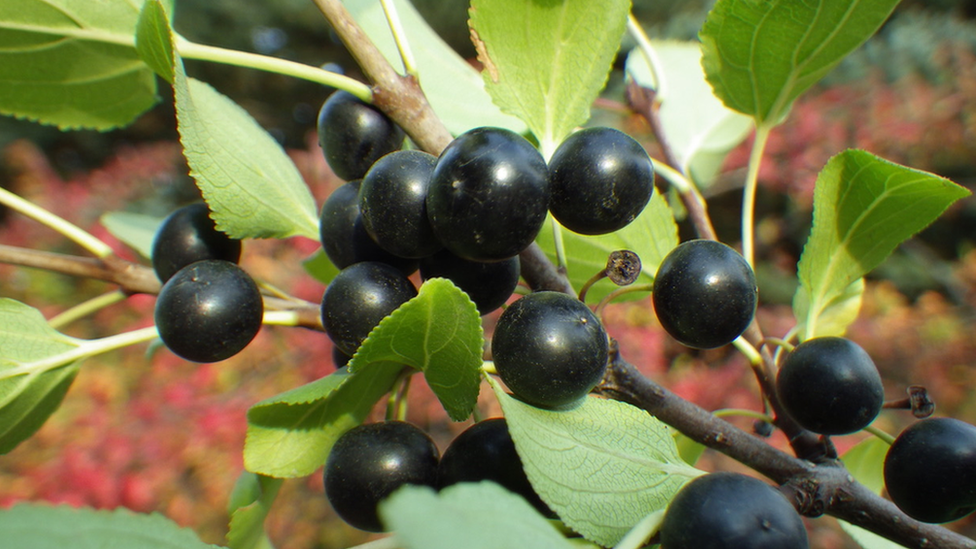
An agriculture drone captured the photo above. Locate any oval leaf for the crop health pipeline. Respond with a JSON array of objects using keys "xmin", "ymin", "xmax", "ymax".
[
  {"xmin": 700, "ymin": 0, "xmax": 900, "ymax": 124},
  {"xmin": 490, "ymin": 378, "xmax": 703, "ymax": 547},
  {"xmin": 793, "ymin": 150, "xmax": 970, "ymax": 339},
  {"xmin": 243, "ymin": 363, "xmax": 402, "ymax": 477},
  {"xmin": 0, "ymin": 503, "xmax": 220, "ymax": 549},
  {"xmin": 535, "ymin": 191, "xmax": 678, "ymax": 303},
  {"xmin": 100, "ymin": 211, "xmax": 164, "ymax": 259},
  {"xmin": 380, "ymin": 482, "xmax": 578, "ymax": 549},
  {"xmin": 350, "ymin": 278, "xmax": 484, "ymax": 421},
  {"xmin": 0, "ymin": 299, "xmax": 82, "ymax": 454},
  {"xmin": 0, "ymin": 0, "xmax": 174, "ymax": 130},
  {"xmin": 468, "ymin": 0, "xmax": 629, "ymax": 155}
]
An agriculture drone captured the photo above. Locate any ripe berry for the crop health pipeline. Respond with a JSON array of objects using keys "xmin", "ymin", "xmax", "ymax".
[
  {"xmin": 652, "ymin": 239, "xmax": 757, "ymax": 349},
  {"xmin": 492, "ymin": 291, "xmax": 608, "ymax": 409},
  {"xmin": 548, "ymin": 127, "xmax": 654, "ymax": 235},
  {"xmin": 884, "ymin": 417, "xmax": 976, "ymax": 523},
  {"xmin": 776, "ymin": 336, "xmax": 884, "ymax": 435},
  {"xmin": 324, "ymin": 421, "xmax": 440, "ymax": 532},
  {"xmin": 438, "ymin": 418, "xmax": 552, "ymax": 516},
  {"xmin": 317, "ymin": 90, "xmax": 405, "ymax": 181},
  {"xmin": 151, "ymin": 203, "xmax": 241, "ymax": 283},
  {"xmin": 321, "ymin": 261, "xmax": 418, "ymax": 356},
  {"xmin": 426, "ymin": 127, "xmax": 549, "ymax": 262},
  {"xmin": 319, "ymin": 180, "xmax": 419, "ymax": 276},
  {"xmin": 154, "ymin": 260, "xmax": 263, "ymax": 363},
  {"xmin": 359, "ymin": 150, "xmax": 442, "ymax": 259},
  {"xmin": 660, "ymin": 472, "xmax": 809, "ymax": 549},
  {"xmin": 420, "ymin": 250, "xmax": 519, "ymax": 315}
]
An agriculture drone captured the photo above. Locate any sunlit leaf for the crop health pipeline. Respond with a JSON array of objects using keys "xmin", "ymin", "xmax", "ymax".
[{"xmin": 226, "ymin": 472, "xmax": 282, "ymax": 549}]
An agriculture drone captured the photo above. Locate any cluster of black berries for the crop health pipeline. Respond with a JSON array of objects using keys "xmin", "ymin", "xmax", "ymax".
[{"xmin": 151, "ymin": 203, "xmax": 263, "ymax": 363}]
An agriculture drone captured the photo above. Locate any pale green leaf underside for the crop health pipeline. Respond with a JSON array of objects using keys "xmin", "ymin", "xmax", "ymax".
[
  {"xmin": 0, "ymin": 0, "xmax": 175, "ymax": 130},
  {"xmin": 243, "ymin": 363, "xmax": 401, "ymax": 478},
  {"xmin": 491, "ymin": 378, "xmax": 703, "ymax": 547},
  {"xmin": 100, "ymin": 211, "xmax": 163, "ymax": 259},
  {"xmin": 700, "ymin": 0, "xmax": 900, "ymax": 124},
  {"xmin": 172, "ymin": 63, "xmax": 320, "ymax": 240},
  {"xmin": 135, "ymin": 0, "xmax": 175, "ymax": 83},
  {"xmin": 0, "ymin": 299, "xmax": 82, "ymax": 454},
  {"xmin": 625, "ymin": 41, "xmax": 752, "ymax": 188},
  {"xmin": 536, "ymin": 191, "xmax": 678, "ymax": 303},
  {"xmin": 468, "ymin": 0, "xmax": 629, "ymax": 155},
  {"xmin": 793, "ymin": 150, "xmax": 970, "ymax": 339},
  {"xmin": 0, "ymin": 503, "xmax": 221, "ymax": 549},
  {"xmin": 380, "ymin": 482, "xmax": 577, "ymax": 549},
  {"xmin": 350, "ymin": 278, "xmax": 484, "ymax": 421},
  {"xmin": 226, "ymin": 473, "xmax": 281, "ymax": 549},
  {"xmin": 345, "ymin": 0, "xmax": 525, "ymax": 135}
]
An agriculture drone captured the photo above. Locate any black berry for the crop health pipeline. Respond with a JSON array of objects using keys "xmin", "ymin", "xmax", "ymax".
[
  {"xmin": 884, "ymin": 417, "xmax": 976, "ymax": 523},
  {"xmin": 324, "ymin": 421, "xmax": 440, "ymax": 532},
  {"xmin": 776, "ymin": 336, "xmax": 884, "ymax": 435},
  {"xmin": 359, "ymin": 150, "xmax": 442, "ymax": 259},
  {"xmin": 317, "ymin": 90, "xmax": 405, "ymax": 181},
  {"xmin": 652, "ymin": 239, "xmax": 757, "ymax": 349},
  {"xmin": 548, "ymin": 127, "xmax": 654, "ymax": 235},
  {"xmin": 420, "ymin": 250, "xmax": 519, "ymax": 315},
  {"xmin": 438, "ymin": 418, "xmax": 552, "ymax": 516},
  {"xmin": 151, "ymin": 203, "xmax": 241, "ymax": 283},
  {"xmin": 154, "ymin": 260, "xmax": 263, "ymax": 363},
  {"xmin": 321, "ymin": 261, "xmax": 418, "ymax": 356},
  {"xmin": 492, "ymin": 291, "xmax": 608, "ymax": 409},
  {"xmin": 660, "ymin": 472, "xmax": 809, "ymax": 549},
  {"xmin": 426, "ymin": 127, "xmax": 549, "ymax": 262}
]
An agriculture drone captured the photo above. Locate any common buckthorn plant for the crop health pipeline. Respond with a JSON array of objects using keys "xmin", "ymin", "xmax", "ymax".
[{"xmin": 0, "ymin": 0, "xmax": 973, "ymax": 548}]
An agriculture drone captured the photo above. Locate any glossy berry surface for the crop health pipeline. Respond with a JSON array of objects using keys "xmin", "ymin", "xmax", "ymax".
[
  {"xmin": 319, "ymin": 180, "xmax": 419, "ymax": 276},
  {"xmin": 154, "ymin": 260, "xmax": 263, "ymax": 363},
  {"xmin": 776, "ymin": 336, "xmax": 884, "ymax": 435},
  {"xmin": 652, "ymin": 239, "xmax": 757, "ymax": 349},
  {"xmin": 324, "ymin": 421, "xmax": 440, "ymax": 532},
  {"xmin": 420, "ymin": 250, "xmax": 519, "ymax": 315},
  {"xmin": 317, "ymin": 90, "xmax": 405, "ymax": 181},
  {"xmin": 438, "ymin": 418, "xmax": 551, "ymax": 516},
  {"xmin": 151, "ymin": 203, "xmax": 241, "ymax": 283},
  {"xmin": 359, "ymin": 149, "xmax": 442, "ymax": 259},
  {"xmin": 548, "ymin": 126, "xmax": 654, "ymax": 235},
  {"xmin": 321, "ymin": 261, "xmax": 418, "ymax": 356},
  {"xmin": 492, "ymin": 291, "xmax": 608, "ymax": 409},
  {"xmin": 660, "ymin": 472, "xmax": 809, "ymax": 549},
  {"xmin": 884, "ymin": 417, "xmax": 976, "ymax": 523},
  {"xmin": 426, "ymin": 127, "xmax": 549, "ymax": 262}
]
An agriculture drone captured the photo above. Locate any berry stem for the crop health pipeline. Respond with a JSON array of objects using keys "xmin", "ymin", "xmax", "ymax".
[
  {"xmin": 731, "ymin": 337, "xmax": 762, "ymax": 366},
  {"xmin": 379, "ymin": 0, "xmax": 418, "ymax": 78},
  {"xmin": 0, "ymin": 326, "xmax": 160, "ymax": 382},
  {"xmin": 0, "ymin": 187, "xmax": 114, "ymax": 258},
  {"xmin": 741, "ymin": 124, "xmax": 773, "ymax": 268},
  {"xmin": 47, "ymin": 290, "xmax": 127, "ymax": 330},
  {"xmin": 176, "ymin": 38, "xmax": 373, "ymax": 102},
  {"xmin": 863, "ymin": 425, "xmax": 896, "ymax": 446}
]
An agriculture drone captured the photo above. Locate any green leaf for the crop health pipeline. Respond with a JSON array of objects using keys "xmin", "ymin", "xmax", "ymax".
[
  {"xmin": 350, "ymin": 278, "xmax": 484, "ymax": 421},
  {"xmin": 243, "ymin": 363, "xmax": 401, "ymax": 478},
  {"xmin": 700, "ymin": 0, "xmax": 900, "ymax": 124},
  {"xmin": 345, "ymin": 0, "xmax": 524, "ymax": 135},
  {"xmin": 0, "ymin": 0, "xmax": 174, "ymax": 130},
  {"xmin": 625, "ymin": 41, "xmax": 752, "ymax": 188},
  {"xmin": 171, "ymin": 53, "xmax": 320, "ymax": 240},
  {"xmin": 0, "ymin": 503, "xmax": 221, "ymax": 549},
  {"xmin": 302, "ymin": 249, "xmax": 339, "ymax": 285},
  {"xmin": 490, "ymin": 378, "xmax": 703, "ymax": 547},
  {"xmin": 838, "ymin": 437, "xmax": 902, "ymax": 549},
  {"xmin": 380, "ymin": 482, "xmax": 578, "ymax": 549},
  {"xmin": 100, "ymin": 211, "xmax": 164, "ymax": 259},
  {"xmin": 135, "ymin": 0, "xmax": 175, "ymax": 83},
  {"xmin": 793, "ymin": 150, "xmax": 970, "ymax": 339},
  {"xmin": 468, "ymin": 0, "xmax": 630, "ymax": 155},
  {"xmin": 535, "ymin": 191, "xmax": 678, "ymax": 303},
  {"xmin": 227, "ymin": 472, "xmax": 282, "ymax": 549},
  {"xmin": 0, "ymin": 299, "xmax": 82, "ymax": 454}
]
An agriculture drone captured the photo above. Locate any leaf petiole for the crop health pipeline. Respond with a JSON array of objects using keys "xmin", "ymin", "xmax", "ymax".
[
  {"xmin": 740, "ymin": 124, "xmax": 773, "ymax": 268},
  {"xmin": 0, "ymin": 187, "xmax": 113, "ymax": 258},
  {"xmin": 379, "ymin": 0, "xmax": 417, "ymax": 78},
  {"xmin": 0, "ymin": 326, "xmax": 159, "ymax": 381}
]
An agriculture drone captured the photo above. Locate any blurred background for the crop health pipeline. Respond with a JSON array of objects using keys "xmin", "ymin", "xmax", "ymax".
[{"xmin": 2, "ymin": 1, "xmax": 976, "ymax": 548}]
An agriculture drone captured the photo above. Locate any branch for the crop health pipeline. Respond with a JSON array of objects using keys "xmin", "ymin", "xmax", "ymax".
[
  {"xmin": 0, "ymin": 244, "xmax": 323, "ymax": 330},
  {"xmin": 598, "ymin": 347, "xmax": 976, "ymax": 549}
]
